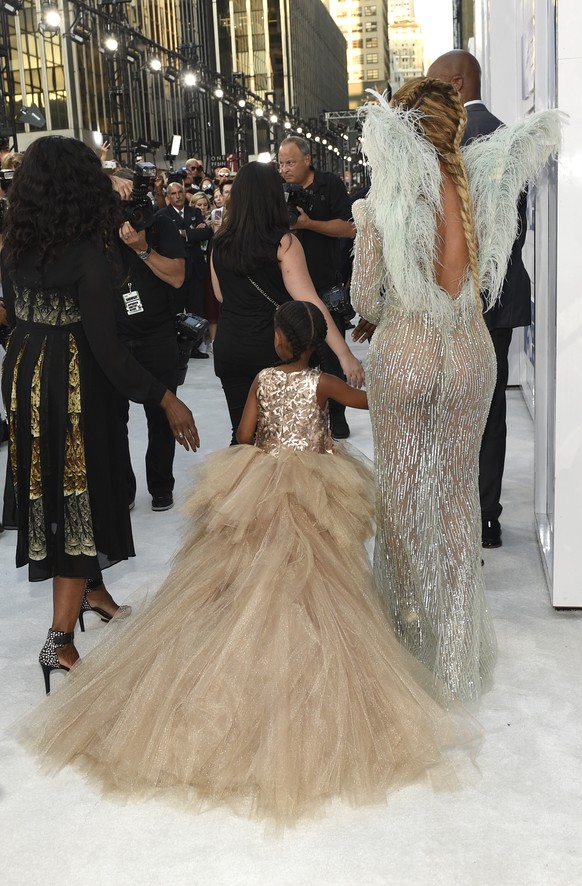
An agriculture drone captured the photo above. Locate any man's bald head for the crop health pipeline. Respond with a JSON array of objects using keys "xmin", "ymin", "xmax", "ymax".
[{"xmin": 427, "ymin": 50, "xmax": 482, "ymax": 104}]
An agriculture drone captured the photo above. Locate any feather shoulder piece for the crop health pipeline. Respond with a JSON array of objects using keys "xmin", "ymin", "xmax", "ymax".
[
  {"xmin": 463, "ymin": 109, "xmax": 563, "ymax": 310},
  {"xmin": 359, "ymin": 91, "xmax": 457, "ymax": 326}
]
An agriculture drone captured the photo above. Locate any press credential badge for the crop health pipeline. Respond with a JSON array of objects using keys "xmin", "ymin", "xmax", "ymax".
[{"xmin": 122, "ymin": 283, "xmax": 144, "ymax": 315}]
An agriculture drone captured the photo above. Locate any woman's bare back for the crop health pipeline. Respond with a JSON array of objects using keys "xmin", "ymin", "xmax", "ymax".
[{"xmin": 435, "ymin": 166, "xmax": 470, "ymax": 299}]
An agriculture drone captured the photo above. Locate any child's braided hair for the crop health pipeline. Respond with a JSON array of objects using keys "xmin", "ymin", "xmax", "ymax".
[{"xmin": 274, "ymin": 301, "xmax": 327, "ymax": 367}]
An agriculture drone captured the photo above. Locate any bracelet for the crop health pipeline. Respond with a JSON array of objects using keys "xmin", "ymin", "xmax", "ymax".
[{"xmin": 136, "ymin": 246, "xmax": 152, "ymax": 261}]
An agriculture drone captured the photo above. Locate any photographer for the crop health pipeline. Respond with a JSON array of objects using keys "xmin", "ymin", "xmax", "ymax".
[
  {"xmin": 116, "ymin": 163, "xmax": 187, "ymax": 512},
  {"xmin": 278, "ymin": 136, "xmax": 356, "ymax": 438}
]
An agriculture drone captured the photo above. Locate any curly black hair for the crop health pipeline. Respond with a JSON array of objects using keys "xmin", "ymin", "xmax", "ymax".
[
  {"xmin": 274, "ymin": 301, "xmax": 327, "ymax": 367},
  {"xmin": 2, "ymin": 135, "xmax": 123, "ymax": 268}
]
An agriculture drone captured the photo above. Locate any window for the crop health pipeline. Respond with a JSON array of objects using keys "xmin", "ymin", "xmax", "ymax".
[
  {"xmin": 366, "ymin": 69, "xmax": 379, "ymax": 80},
  {"xmin": 352, "ymin": 39, "xmax": 363, "ymax": 48},
  {"xmin": 364, "ymin": 5, "xmax": 377, "ymax": 14},
  {"xmin": 366, "ymin": 37, "xmax": 378, "ymax": 48},
  {"xmin": 364, "ymin": 21, "xmax": 377, "ymax": 32},
  {"xmin": 351, "ymin": 53, "xmax": 364, "ymax": 64},
  {"xmin": 366, "ymin": 53, "xmax": 379, "ymax": 63}
]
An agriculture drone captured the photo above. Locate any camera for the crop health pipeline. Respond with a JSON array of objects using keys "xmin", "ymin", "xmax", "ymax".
[
  {"xmin": 175, "ymin": 312, "xmax": 210, "ymax": 385},
  {"xmin": 283, "ymin": 183, "xmax": 314, "ymax": 226},
  {"xmin": 166, "ymin": 168, "xmax": 187, "ymax": 187},
  {"xmin": 124, "ymin": 161, "xmax": 157, "ymax": 232}
]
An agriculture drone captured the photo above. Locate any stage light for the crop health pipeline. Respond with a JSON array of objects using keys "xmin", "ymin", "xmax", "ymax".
[
  {"xmin": 314, "ymin": 135, "xmax": 320, "ymax": 143},
  {"xmin": 343, "ymin": 133, "xmax": 349, "ymax": 140},
  {"xmin": 164, "ymin": 66, "xmax": 179, "ymax": 83},
  {"xmin": 296, "ymin": 126, "xmax": 303, "ymax": 134},
  {"xmin": 39, "ymin": 4, "xmax": 61, "ymax": 35},
  {"xmin": 69, "ymin": 12, "xmax": 93, "ymax": 45},
  {"xmin": 305, "ymin": 132, "xmax": 312, "ymax": 139},
  {"xmin": 283, "ymin": 120, "xmax": 291, "ymax": 130},
  {"xmin": 183, "ymin": 71, "xmax": 197, "ymax": 87},
  {"xmin": 237, "ymin": 98, "xmax": 246, "ymax": 108},
  {"xmin": 270, "ymin": 114, "xmax": 278, "ymax": 124},
  {"xmin": 327, "ymin": 144, "xmax": 333, "ymax": 151},
  {"xmin": 1, "ymin": 1, "xmax": 25, "ymax": 14},
  {"xmin": 126, "ymin": 46, "xmax": 141, "ymax": 65},
  {"xmin": 255, "ymin": 107, "xmax": 264, "ymax": 118},
  {"xmin": 322, "ymin": 138, "xmax": 327, "ymax": 145},
  {"xmin": 214, "ymin": 87, "xmax": 224, "ymax": 98},
  {"xmin": 149, "ymin": 57, "xmax": 162, "ymax": 73}
]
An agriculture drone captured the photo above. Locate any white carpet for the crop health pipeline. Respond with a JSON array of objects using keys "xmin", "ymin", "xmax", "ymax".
[{"xmin": 1, "ymin": 348, "xmax": 580, "ymax": 886}]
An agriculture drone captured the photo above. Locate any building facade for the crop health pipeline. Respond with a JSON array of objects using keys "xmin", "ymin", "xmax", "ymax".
[
  {"xmin": 0, "ymin": 0, "xmax": 348, "ymax": 169},
  {"xmin": 388, "ymin": 17, "xmax": 424, "ymax": 89},
  {"xmin": 323, "ymin": 1, "xmax": 391, "ymax": 108}
]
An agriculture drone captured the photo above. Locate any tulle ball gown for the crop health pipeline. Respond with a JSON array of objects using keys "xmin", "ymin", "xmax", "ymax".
[{"xmin": 20, "ymin": 367, "xmax": 478, "ymax": 825}]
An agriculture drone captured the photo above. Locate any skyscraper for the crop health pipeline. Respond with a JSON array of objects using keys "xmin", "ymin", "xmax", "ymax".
[{"xmin": 323, "ymin": 1, "xmax": 391, "ymax": 108}]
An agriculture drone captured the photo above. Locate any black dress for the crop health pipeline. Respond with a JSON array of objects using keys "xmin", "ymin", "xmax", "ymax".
[
  {"xmin": 1, "ymin": 241, "xmax": 166, "ymax": 582},
  {"xmin": 212, "ymin": 247, "xmax": 292, "ymax": 441}
]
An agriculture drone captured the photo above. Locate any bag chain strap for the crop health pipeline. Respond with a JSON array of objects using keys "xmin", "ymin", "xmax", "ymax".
[{"xmin": 247, "ymin": 276, "xmax": 280, "ymax": 308}]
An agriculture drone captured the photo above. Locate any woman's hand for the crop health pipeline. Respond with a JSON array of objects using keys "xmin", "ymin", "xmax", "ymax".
[
  {"xmin": 339, "ymin": 352, "xmax": 365, "ymax": 389},
  {"xmin": 160, "ymin": 391, "xmax": 200, "ymax": 451}
]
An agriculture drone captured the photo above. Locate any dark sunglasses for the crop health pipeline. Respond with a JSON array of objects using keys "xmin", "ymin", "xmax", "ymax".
[{"xmin": 188, "ymin": 164, "xmax": 204, "ymax": 171}]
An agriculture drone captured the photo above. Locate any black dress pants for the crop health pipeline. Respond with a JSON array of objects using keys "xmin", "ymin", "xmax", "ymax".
[
  {"xmin": 214, "ymin": 357, "xmax": 267, "ymax": 445},
  {"xmin": 321, "ymin": 312, "xmax": 346, "ymax": 421},
  {"xmin": 120, "ymin": 336, "xmax": 179, "ymax": 500},
  {"xmin": 479, "ymin": 326, "xmax": 513, "ymax": 521}
]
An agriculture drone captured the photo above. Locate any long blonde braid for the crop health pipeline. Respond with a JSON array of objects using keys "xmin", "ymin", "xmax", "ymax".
[{"xmin": 391, "ymin": 77, "xmax": 481, "ymax": 308}]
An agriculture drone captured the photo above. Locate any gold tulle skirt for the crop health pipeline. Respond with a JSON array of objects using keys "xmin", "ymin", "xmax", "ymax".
[{"xmin": 19, "ymin": 444, "xmax": 479, "ymax": 824}]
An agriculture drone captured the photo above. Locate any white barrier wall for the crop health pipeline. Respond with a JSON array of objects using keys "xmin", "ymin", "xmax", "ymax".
[{"xmin": 474, "ymin": 0, "xmax": 582, "ymax": 606}]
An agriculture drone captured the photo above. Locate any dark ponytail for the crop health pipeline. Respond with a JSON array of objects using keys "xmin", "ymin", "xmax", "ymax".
[{"xmin": 274, "ymin": 301, "xmax": 327, "ymax": 366}]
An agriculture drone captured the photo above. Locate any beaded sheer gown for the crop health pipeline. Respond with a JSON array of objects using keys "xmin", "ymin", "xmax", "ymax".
[
  {"xmin": 351, "ymin": 101, "xmax": 562, "ymax": 702},
  {"xmin": 20, "ymin": 367, "xmax": 478, "ymax": 825}
]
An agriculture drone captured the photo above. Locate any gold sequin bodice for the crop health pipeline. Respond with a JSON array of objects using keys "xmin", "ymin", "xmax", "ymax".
[{"xmin": 254, "ymin": 367, "xmax": 333, "ymax": 455}]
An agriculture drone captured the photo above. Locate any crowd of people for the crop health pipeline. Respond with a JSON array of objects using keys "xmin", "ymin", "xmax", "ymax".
[{"xmin": 0, "ymin": 51, "xmax": 562, "ymax": 826}]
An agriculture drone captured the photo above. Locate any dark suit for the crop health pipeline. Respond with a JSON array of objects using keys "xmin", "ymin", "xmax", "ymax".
[
  {"xmin": 463, "ymin": 102, "xmax": 532, "ymax": 522},
  {"xmin": 156, "ymin": 204, "xmax": 211, "ymax": 315}
]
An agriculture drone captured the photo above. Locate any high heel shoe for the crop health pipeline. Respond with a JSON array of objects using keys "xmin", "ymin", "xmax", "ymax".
[
  {"xmin": 39, "ymin": 629, "xmax": 75, "ymax": 695},
  {"xmin": 78, "ymin": 581, "xmax": 132, "ymax": 632}
]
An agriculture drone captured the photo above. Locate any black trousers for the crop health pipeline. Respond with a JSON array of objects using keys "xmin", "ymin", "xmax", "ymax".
[
  {"xmin": 479, "ymin": 326, "xmax": 513, "ymax": 521},
  {"xmin": 214, "ymin": 357, "xmax": 267, "ymax": 446},
  {"xmin": 321, "ymin": 311, "xmax": 346, "ymax": 421},
  {"xmin": 120, "ymin": 336, "xmax": 179, "ymax": 500}
]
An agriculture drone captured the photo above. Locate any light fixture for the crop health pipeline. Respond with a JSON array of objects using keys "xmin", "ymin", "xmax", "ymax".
[
  {"xmin": 126, "ymin": 46, "xmax": 141, "ymax": 65},
  {"xmin": 296, "ymin": 126, "xmax": 303, "ymax": 134},
  {"xmin": 164, "ymin": 66, "xmax": 179, "ymax": 83},
  {"xmin": 183, "ymin": 71, "xmax": 197, "ymax": 87},
  {"xmin": 322, "ymin": 138, "xmax": 327, "ymax": 145},
  {"xmin": 1, "ymin": 0, "xmax": 25, "ymax": 14},
  {"xmin": 237, "ymin": 98, "xmax": 246, "ymax": 108},
  {"xmin": 270, "ymin": 114, "xmax": 278, "ymax": 124},
  {"xmin": 39, "ymin": 4, "xmax": 61, "ymax": 35},
  {"xmin": 314, "ymin": 135, "xmax": 321, "ymax": 143},
  {"xmin": 327, "ymin": 144, "xmax": 333, "ymax": 151},
  {"xmin": 214, "ymin": 87, "xmax": 224, "ymax": 98},
  {"xmin": 283, "ymin": 120, "xmax": 291, "ymax": 130},
  {"xmin": 149, "ymin": 57, "xmax": 162, "ymax": 73},
  {"xmin": 255, "ymin": 107, "xmax": 264, "ymax": 117},
  {"xmin": 343, "ymin": 133, "xmax": 349, "ymax": 140},
  {"xmin": 305, "ymin": 131, "xmax": 312, "ymax": 139},
  {"xmin": 69, "ymin": 12, "xmax": 93, "ymax": 45}
]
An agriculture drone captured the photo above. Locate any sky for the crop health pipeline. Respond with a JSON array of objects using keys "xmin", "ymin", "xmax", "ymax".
[{"xmin": 413, "ymin": 0, "xmax": 455, "ymax": 70}]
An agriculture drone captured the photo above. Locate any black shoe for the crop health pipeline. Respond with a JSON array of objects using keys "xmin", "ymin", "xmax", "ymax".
[
  {"xmin": 330, "ymin": 415, "xmax": 350, "ymax": 440},
  {"xmin": 482, "ymin": 518, "xmax": 502, "ymax": 548},
  {"xmin": 152, "ymin": 494, "xmax": 174, "ymax": 512},
  {"xmin": 189, "ymin": 349, "xmax": 209, "ymax": 359}
]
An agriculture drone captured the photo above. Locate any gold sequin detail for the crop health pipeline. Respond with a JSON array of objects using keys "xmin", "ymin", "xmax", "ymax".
[
  {"xmin": 255, "ymin": 368, "xmax": 334, "ymax": 456},
  {"xmin": 13, "ymin": 285, "xmax": 81, "ymax": 326},
  {"xmin": 8, "ymin": 334, "xmax": 28, "ymax": 510},
  {"xmin": 28, "ymin": 339, "xmax": 47, "ymax": 560},
  {"xmin": 63, "ymin": 335, "xmax": 96, "ymax": 557}
]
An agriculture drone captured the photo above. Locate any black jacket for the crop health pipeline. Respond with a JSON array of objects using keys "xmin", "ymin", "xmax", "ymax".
[{"xmin": 156, "ymin": 204, "xmax": 211, "ymax": 282}]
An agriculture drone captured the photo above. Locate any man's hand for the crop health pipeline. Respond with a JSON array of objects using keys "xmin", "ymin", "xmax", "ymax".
[
  {"xmin": 100, "ymin": 140, "xmax": 110, "ymax": 162},
  {"xmin": 119, "ymin": 220, "xmax": 147, "ymax": 253},
  {"xmin": 111, "ymin": 176, "xmax": 133, "ymax": 200},
  {"xmin": 351, "ymin": 318, "xmax": 376, "ymax": 343},
  {"xmin": 291, "ymin": 206, "xmax": 312, "ymax": 230}
]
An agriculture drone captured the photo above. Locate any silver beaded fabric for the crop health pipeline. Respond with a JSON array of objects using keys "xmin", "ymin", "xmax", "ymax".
[{"xmin": 351, "ymin": 107, "xmax": 562, "ymax": 702}]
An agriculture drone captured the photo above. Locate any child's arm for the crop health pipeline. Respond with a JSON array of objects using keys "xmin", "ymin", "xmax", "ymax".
[
  {"xmin": 236, "ymin": 377, "xmax": 260, "ymax": 444},
  {"xmin": 317, "ymin": 373, "xmax": 368, "ymax": 410}
]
